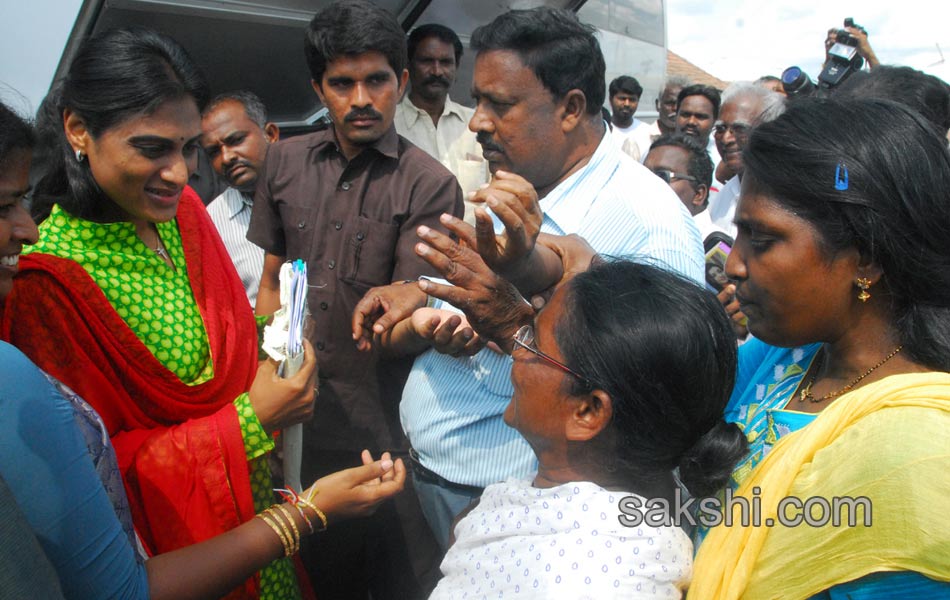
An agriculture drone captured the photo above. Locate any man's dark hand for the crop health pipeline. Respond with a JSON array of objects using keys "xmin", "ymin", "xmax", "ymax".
[
  {"xmin": 352, "ymin": 281, "xmax": 428, "ymax": 351},
  {"xmin": 414, "ymin": 217, "xmax": 534, "ymax": 353},
  {"xmin": 469, "ymin": 170, "xmax": 543, "ymax": 278}
]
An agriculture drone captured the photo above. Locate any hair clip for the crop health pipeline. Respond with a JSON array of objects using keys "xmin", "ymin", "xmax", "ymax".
[{"xmin": 835, "ymin": 163, "xmax": 849, "ymax": 191}]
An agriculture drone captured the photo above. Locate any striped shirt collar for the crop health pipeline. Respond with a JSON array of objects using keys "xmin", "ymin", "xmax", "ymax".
[{"xmin": 221, "ymin": 187, "xmax": 253, "ymax": 220}]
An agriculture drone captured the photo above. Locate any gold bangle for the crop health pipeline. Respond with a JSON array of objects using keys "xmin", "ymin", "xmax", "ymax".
[
  {"xmin": 256, "ymin": 511, "xmax": 292, "ymax": 557},
  {"xmin": 263, "ymin": 507, "xmax": 296, "ymax": 556},
  {"xmin": 275, "ymin": 504, "xmax": 301, "ymax": 554},
  {"xmin": 262, "ymin": 508, "xmax": 294, "ymax": 556},
  {"xmin": 297, "ymin": 497, "xmax": 328, "ymax": 532},
  {"xmin": 274, "ymin": 506, "xmax": 300, "ymax": 555}
]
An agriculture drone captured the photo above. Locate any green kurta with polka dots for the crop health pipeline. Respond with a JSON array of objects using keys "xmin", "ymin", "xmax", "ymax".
[{"xmin": 27, "ymin": 204, "xmax": 301, "ymax": 599}]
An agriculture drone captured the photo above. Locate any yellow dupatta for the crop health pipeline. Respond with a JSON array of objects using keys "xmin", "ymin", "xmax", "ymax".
[{"xmin": 689, "ymin": 372, "xmax": 950, "ymax": 600}]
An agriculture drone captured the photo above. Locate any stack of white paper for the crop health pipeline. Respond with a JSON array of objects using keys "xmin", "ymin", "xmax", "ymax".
[{"xmin": 262, "ymin": 259, "xmax": 310, "ymax": 491}]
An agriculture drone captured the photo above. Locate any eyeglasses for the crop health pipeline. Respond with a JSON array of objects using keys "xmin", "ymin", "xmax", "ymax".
[
  {"xmin": 512, "ymin": 325, "xmax": 593, "ymax": 387},
  {"xmin": 713, "ymin": 122, "xmax": 752, "ymax": 137},
  {"xmin": 650, "ymin": 169, "xmax": 698, "ymax": 185}
]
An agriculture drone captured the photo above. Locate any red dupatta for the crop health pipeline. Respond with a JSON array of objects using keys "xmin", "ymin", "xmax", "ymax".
[{"xmin": 1, "ymin": 189, "xmax": 259, "ymax": 597}]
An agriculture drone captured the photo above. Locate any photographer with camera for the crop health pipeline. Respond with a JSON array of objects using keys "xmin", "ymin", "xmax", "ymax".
[{"xmin": 824, "ymin": 19, "xmax": 880, "ymax": 72}]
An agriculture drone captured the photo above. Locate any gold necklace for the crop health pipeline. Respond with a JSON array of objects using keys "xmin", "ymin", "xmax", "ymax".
[{"xmin": 798, "ymin": 345, "xmax": 903, "ymax": 403}]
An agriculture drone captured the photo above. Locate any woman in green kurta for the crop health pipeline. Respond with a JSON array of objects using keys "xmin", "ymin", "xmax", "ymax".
[{"xmin": 0, "ymin": 28, "xmax": 402, "ymax": 599}]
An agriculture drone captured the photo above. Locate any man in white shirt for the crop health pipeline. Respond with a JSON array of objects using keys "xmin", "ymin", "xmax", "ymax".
[
  {"xmin": 675, "ymin": 84, "xmax": 722, "ymax": 170},
  {"xmin": 608, "ymin": 75, "xmax": 653, "ymax": 161},
  {"xmin": 394, "ymin": 24, "xmax": 489, "ymax": 222},
  {"xmin": 200, "ymin": 91, "xmax": 277, "ymax": 307}
]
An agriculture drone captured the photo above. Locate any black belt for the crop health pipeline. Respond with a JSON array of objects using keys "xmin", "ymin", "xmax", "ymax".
[{"xmin": 407, "ymin": 447, "xmax": 484, "ymax": 496}]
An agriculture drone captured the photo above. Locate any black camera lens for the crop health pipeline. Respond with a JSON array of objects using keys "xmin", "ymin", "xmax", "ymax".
[{"xmin": 781, "ymin": 66, "xmax": 815, "ymax": 97}]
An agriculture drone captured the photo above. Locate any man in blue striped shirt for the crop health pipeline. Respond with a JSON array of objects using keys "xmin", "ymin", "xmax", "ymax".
[
  {"xmin": 201, "ymin": 91, "xmax": 278, "ymax": 307},
  {"xmin": 360, "ymin": 7, "xmax": 704, "ymax": 550}
]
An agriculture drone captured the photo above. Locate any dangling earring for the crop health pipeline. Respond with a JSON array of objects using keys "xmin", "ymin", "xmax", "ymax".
[
  {"xmin": 75, "ymin": 149, "xmax": 85, "ymax": 162},
  {"xmin": 856, "ymin": 277, "xmax": 872, "ymax": 302}
]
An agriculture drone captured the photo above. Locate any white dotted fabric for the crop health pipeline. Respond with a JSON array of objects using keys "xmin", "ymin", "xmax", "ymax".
[{"xmin": 431, "ymin": 479, "xmax": 692, "ymax": 599}]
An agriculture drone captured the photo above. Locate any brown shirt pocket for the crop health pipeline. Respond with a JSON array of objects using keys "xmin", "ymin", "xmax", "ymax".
[{"xmin": 340, "ymin": 215, "xmax": 399, "ymax": 289}]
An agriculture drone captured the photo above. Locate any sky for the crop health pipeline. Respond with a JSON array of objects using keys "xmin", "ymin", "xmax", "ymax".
[
  {"xmin": 666, "ymin": 0, "xmax": 950, "ymax": 85},
  {"xmin": 1, "ymin": 0, "xmax": 949, "ymax": 117}
]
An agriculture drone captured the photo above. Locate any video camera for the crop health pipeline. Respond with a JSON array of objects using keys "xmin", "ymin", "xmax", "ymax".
[{"xmin": 781, "ymin": 18, "xmax": 868, "ymax": 98}]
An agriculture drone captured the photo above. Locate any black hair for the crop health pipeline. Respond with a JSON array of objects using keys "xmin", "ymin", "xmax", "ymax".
[
  {"xmin": 556, "ymin": 260, "xmax": 747, "ymax": 498},
  {"xmin": 677, "ymin": 84, "xmax": 722, "ymax": 120},
  {"xmin": 649, "ymin": 132, "xmax": 714, "ymax": 189},
  {"xmin": 31, "ymin": 28, "xmax": 208, "ymax": 222},
  {"xmin": 408, "ymin": 23, "xmax": 463, "ymax": 64},
  {"xmin": 204, "ymin": 90, "xmax": 269, "ymax": 128},
  {"xmin": 755, "ymin": 75, "xmax": 782, "ymax": 86},
  {"xmin": 609, "ymin": 76, "xmax": 643, "ymax": 99},
  {"xmin": 743, "ymin": 97, "xmax": 950, "ymax": 370},
  {"xmin": 0, "ymin": 103, "xmax": 34, "ymax": 165},
  {"xmin": 836, "ymin": 65, "xmax": 950, "ymax": 138},
  {"xmin": 305, "ymin": 0, "xmax": 407, "ymax": 85},
  {"xmin": 470, "ymin": 7, "xmax": 606, "ymax": 115}
]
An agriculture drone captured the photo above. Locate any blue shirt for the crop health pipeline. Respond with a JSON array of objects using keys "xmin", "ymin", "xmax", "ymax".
[
  {"xmin": 0, "ymin": 342, "xmax": 149, "ymax": 599},
  {"xmin": 400, "ymin": 131, "xmax": 705, "ymax": 487}
]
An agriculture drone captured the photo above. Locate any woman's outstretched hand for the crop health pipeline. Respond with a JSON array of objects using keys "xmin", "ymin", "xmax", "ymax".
[{"xmin": 304, "ymin": 450, "xmax": 406, "ymax": 524}]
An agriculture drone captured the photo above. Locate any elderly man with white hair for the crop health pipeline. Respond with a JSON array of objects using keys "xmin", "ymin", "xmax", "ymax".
[{"xmin": 707, "ymin": 82, "xmax": 785, "ymax": 238}]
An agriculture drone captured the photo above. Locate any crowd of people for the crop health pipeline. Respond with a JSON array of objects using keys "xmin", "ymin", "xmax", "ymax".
[{"xmin": 1, "ymin": 1, "xmax": 949, "ymax": 598}]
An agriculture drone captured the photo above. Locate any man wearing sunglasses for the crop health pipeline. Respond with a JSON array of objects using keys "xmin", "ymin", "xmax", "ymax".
[
  {"xmin": 707, "ymin": 82, "xmax": 786, "ymax": 238},
  {"xmin": 643, "ymin": 132, "xmax": 717, "ymax": 240}
]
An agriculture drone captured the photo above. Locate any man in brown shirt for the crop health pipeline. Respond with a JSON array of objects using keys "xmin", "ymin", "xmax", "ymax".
[{"xmin": 247, "ymin": 1, "xmax": 462, "ymax": 596}]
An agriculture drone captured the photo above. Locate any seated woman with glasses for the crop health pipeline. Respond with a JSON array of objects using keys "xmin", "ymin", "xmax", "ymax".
[{"xmin": 419, "ymin": 258, "xmax": 746, "ymax": 597}]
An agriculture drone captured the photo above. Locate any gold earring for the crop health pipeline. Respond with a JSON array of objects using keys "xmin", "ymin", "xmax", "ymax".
[{"xmin": 856, "ymin": 277, "xmax": 871, "ymax": 302}]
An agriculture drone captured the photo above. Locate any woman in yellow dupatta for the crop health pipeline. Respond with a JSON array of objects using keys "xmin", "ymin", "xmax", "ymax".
[{"xmin": 690, "ymin": 98, "xmax": 950, "ymax": 598}]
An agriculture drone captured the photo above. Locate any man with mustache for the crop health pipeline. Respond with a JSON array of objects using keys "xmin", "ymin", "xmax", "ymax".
[
  {"xmin": 248, "ymin": 1, "xmax": 463, "ymax": 597},
  {"xmin": 363, "ymin": 7, "xmax": 703, "ymax": 552},
  {"xmin": 395, "ymin": 24, "xmax": 488, "ymax": 223},
  {"xmin": 675, "ymin": 83, "xmax": 723, "ymax": 173},
  {"xmin": 201, "ymin": 91, "xmax": 278, "ymax": 307}
]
